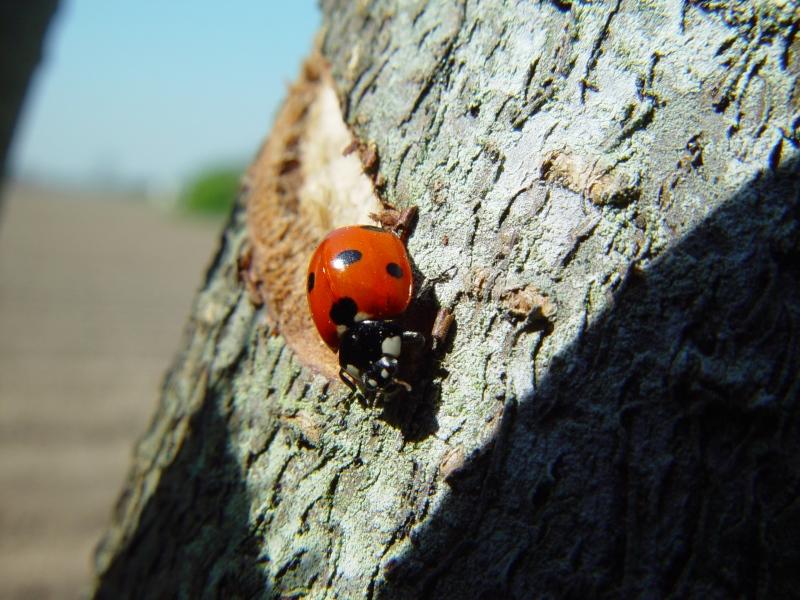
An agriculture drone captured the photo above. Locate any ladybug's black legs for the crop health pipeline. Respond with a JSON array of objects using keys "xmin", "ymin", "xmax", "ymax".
[
  {"xmin": 337, "ymin": 321, "xmax": 432, "ymax": 403},
  {"xmin": 338, "ymin": 369, "xmax": 359, "ymax": 394},
  {"xmin": 339, "ymin": 367, "xmax": 379, "ymax": 405},
  {"xmin": 387, "ymin": 377, "xmax": 412, "ymax": 392},
  {"xmin": 401, "ymin": 330, "xmax": 425, "ymax": 349}
]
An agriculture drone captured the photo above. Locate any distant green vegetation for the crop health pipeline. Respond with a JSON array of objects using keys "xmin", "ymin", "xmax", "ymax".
[{"xmin": 179, "ymin": 166, "xmax": 243, "ymax": 216}]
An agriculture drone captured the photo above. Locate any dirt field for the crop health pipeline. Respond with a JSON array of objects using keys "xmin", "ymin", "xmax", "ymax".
[{"xmin": 0, "ymin": 182, "xmax": 221, "ymax": 599}]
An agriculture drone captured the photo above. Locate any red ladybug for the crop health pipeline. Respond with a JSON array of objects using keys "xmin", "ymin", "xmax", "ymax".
[{"xmin": 307, "ymin": 224, "xmax": 422, "ymax": 397}]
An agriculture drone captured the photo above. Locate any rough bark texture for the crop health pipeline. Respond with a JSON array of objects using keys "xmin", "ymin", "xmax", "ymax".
[{"xmin": 93, "ymin": 1, "xmax": 800, "ymax": 598}]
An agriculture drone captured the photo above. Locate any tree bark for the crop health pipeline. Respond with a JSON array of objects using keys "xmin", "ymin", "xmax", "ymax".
[{"xmin": 93, "ymin": 1, "xmax": 800, "ymax": 598}]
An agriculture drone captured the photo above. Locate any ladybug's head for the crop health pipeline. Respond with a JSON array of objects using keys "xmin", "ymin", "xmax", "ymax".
[{"xmin": 338, "ymin": 320, "xmax": 420, "ymax": 399}]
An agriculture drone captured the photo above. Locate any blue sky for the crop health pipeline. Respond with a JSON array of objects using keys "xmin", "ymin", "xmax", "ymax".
[{"xmin": 9, "ymin": 1, "xmax": 320, "ymax": 193}]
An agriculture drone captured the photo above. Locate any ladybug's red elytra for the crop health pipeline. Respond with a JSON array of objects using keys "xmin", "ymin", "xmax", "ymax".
[{"xmin": 307, "ymin": 224, "xmax": 423, "ymax": 398}]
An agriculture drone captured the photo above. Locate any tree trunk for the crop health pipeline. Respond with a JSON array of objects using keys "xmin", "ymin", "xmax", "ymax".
[{"xmin": 92, "ymin": 2, "xmax": 800, "ymax": 598}]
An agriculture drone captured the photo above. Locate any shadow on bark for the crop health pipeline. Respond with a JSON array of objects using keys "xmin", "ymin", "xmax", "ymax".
[
  {"xmin": 93, "ymin": 380, "xmax": 272, "ymax": 599},
  {"xmin": 377, "ymin": 286, "xmax": 454, "ymax": 441},
  {"xmin": 379, "ymin": 155, "xmax": 800, "ymax": 599}
]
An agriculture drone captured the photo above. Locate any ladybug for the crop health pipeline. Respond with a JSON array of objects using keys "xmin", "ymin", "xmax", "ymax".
[{"xmin": 307, "ymin": 224, "xmax": 423, "ymax": 398}]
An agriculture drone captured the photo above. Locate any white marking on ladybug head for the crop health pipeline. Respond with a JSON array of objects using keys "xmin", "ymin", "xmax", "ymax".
[
  {"xmin": 345, "ymin": 364, "xmax": 361, "ymax": 378},
  {"xmin": 382, "ymin": 335, "xmax": 401, "ymax": 358},
  {"xmin": 380, "ymin": 368, "xmax": 389, "ymax": 380},
  {"xmin": 336, "ymin": 324, "xmax": 348, "ymax": 336},
  {"xmin": 355, "ymin": 311, "xmax": 370, "ymax": 322},
  {"xmin": 367, "ymin": 378, "xmax": 378, "ymax": 388}
]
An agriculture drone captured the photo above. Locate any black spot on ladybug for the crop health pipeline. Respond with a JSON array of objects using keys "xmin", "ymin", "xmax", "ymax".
[
  {"xmin": 332, "ymin": 249, "xmax": 362, "ymax": 270},
  {"xmin": 360, "ymin": 225, "xmax": 385, "ymax": 233},
  {"xmin": 386, "ymin": 262, "xmax": 404, "ymax": 278},
  {"xmin": 307, "ymin": 272, "xmax": 315, "ymax": 293},
  {"xmin": 330, "ymin": 297, "xmax": 358, "ymax": 325}
]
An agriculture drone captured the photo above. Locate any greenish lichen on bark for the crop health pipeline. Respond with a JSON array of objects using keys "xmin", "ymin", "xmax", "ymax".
[{"xmin": 93, "ymin": 1, "xmax": 799, "ymax": 598}]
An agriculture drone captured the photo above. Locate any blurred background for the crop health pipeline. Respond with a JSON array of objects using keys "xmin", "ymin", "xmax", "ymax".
[{"xmin": 0, "ymin": 2, "xmax": 318, "ymax": 598}]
